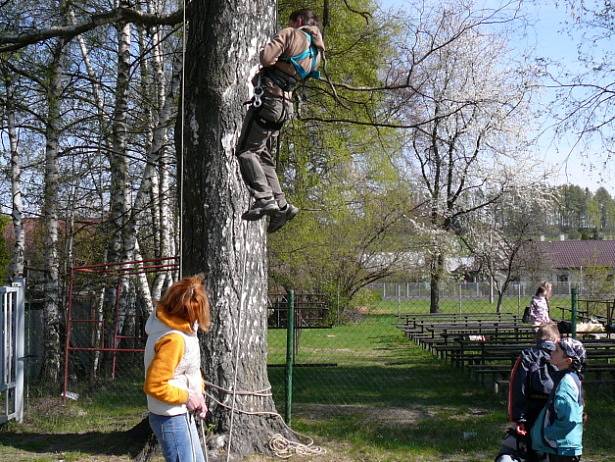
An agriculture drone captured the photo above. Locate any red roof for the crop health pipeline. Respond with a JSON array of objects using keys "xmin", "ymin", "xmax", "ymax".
[{"xmin": 533, "ymin": 240, "xmax": 615, "ymax": 268}]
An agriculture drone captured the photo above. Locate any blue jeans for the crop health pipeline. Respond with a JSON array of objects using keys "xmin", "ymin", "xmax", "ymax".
[{"xmin": 149, "ymin": 413, "xmax": 205, "ymax": 462}]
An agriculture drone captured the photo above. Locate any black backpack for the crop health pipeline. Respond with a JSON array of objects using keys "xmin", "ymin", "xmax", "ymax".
[{"xmin": 522, "ymin": 306, "xmax": 531, "ymax": 323}]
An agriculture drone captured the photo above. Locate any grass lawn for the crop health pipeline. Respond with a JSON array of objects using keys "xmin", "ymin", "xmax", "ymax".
[{"xmin": 1, "ymin": 304, "xmax": 613, "ymax": 461}]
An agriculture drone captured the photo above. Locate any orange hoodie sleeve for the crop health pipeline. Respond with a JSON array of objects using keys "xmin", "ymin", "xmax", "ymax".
[{"xmin": 144, "ymin": 333, "xmax": 189, "ymax": 405}]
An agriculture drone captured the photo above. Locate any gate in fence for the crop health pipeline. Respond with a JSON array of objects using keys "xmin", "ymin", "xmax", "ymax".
[{"xmin": 0, "ymin": 280, "xmax": 24, "ymax": 424}]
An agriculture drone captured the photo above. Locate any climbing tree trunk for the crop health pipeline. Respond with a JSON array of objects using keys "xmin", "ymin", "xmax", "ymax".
[{"xmin": 181, "ymin": 0, "xmax": 291, "ymax": 458}]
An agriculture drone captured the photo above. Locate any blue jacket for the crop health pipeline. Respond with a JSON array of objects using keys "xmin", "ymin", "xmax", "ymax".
[{"xmin": 530, "ymin": 371, "xmax": 584, "ymax": 456}]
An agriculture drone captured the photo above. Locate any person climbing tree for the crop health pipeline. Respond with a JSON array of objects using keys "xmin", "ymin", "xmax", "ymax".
[{"xmin": 237, "ymin": 9, "xmax": 325, "ymax": 233}]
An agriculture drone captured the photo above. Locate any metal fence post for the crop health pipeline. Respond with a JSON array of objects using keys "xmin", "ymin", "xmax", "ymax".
[
  {"xmin": 571, "ymin": 288, "xmax": 578, "ymax": 339},
  {"xmin": 285, "ymin": 289, "xmax": 295, "ymax": 425}
]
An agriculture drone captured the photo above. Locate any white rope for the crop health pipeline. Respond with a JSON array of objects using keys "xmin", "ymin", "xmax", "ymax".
[
  {"xmin": 269, "ymin": 433, "xmax": 327, "ymax": 459},
  {"xmin": 206, "ymin": 391, "xmax": 279, "ymax": 416},
  {"xmin": 178, "ymin": 0, "xmax": 186, "ymax": 279},
  {"xmin": 200, "ymin": 416, "xmax": 209, "ymax": 462},
  {"xmin": 225, "ymin": 223, "xmax": 249, "ymax": 462},
  {"xmin": 204, "ymin": 380, "xmax": 272, "ymax": 396},
  {"xmin": 205, "ymin": 389, "xmax": 326, "ymax": 459}
]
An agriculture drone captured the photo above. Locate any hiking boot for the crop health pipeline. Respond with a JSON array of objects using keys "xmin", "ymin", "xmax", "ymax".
[
  {"xmin": 242, "ymin": 198, "xmax": 279, "ymax": 221},
  {"xmin": 267, "ymin": 204, "xmax": 299, "ymax": 233}
]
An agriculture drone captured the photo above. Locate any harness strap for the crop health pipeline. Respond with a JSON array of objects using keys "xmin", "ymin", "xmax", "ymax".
[
  {"xmin": 281, "ymin": 31, "xmax": 320, "ymax": 81},
  {"xmin": 262, "ymin": 67, "xmax": 299, "ymax": 93}
]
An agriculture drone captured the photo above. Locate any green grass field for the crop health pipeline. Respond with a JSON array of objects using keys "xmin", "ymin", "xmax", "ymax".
[
  {"xmin": 266, "ymin": 310, "xmax": 615, "ymax": 461},
  {"xmin": 1, "ymin": 299, "xmax": 613, "ymax": 461}
]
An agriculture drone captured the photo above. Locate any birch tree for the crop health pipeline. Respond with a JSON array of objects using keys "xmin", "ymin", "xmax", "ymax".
[
  {"xmin": 1, "ymin": 64, "xmax": 25, "ymax": 281},
  {"xmin": 41, "ymin": 35, "xmax": 66, "ymax": 383}
]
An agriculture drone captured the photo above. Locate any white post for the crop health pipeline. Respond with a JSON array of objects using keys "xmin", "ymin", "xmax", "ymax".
[
  {"xmin": 517, "ymin": 283, "xmax": 521, "ymax": 316},
  {"xmin": 489, "ymin": 275, "xmax": 494, "ymax": 304},
  {"xmin": 13, "ymin": 279, "xmax": 24, "ymax": 423},
  {"xmin": 397, "ymin": 283, "xmax": 401, "ymax": 317}
]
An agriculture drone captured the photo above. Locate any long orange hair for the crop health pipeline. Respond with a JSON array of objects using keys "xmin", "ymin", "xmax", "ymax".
[{"xmin": 158, "ymin": 274, "xmax": 211, "ymax": 332}]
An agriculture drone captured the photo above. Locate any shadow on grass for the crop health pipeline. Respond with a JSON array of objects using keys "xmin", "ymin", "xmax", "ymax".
[
  {"xmin": 0, "ymin": 382, "xmax": 151, "ymax": 459},
  {"xmin": 0, "ymin": 418, "xmax": 151, "ymax": 458}
]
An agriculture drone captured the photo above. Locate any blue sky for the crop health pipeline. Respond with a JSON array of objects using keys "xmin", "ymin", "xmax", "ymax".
[{"xmin": 376, "ymin": 0, "xmax": 615, "ymax": 194}]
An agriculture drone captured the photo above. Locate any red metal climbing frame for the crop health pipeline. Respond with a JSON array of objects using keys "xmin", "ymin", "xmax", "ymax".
[{"xmin": 63, "ymin": 257, "xmax": 179, "ymax": 398}]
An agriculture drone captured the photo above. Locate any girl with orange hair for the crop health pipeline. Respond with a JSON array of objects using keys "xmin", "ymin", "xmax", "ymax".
[{"xmin": 144, "ymin": 274, "xmax": 211, "ymax": 462}]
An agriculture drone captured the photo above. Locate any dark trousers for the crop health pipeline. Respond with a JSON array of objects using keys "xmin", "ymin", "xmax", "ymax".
[{"xmin": 236, "ymin": 94, "xmax": 292, "ymax": 208}]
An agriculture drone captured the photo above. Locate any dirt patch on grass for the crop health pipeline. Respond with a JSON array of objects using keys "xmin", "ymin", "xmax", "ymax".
[
  {"xmin": 27, "ymin": 397, "xmax": 87, "ymax": 420},
  {"xmin": 295, "ymin": 403, "xmax": 427, "ymax": 425}
]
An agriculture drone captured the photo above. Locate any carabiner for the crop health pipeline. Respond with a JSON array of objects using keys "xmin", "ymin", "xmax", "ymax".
[{"xmin": 253, "ymin": 85, "xmax": 264, "ymax": 108}]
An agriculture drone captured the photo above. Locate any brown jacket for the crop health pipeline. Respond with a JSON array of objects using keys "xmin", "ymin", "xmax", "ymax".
[{"xmin": 257, "ymin": 25, "xmax": 325, "ymax": 99}]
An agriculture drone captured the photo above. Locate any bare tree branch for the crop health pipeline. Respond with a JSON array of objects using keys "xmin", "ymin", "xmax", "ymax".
[
  {"xmin": 0, "ymin": 6, "xmax": 184, "ymax": 52},
  {"xmin": 342, "ymin": 0, "xmax": 371, "ymax": 25}
]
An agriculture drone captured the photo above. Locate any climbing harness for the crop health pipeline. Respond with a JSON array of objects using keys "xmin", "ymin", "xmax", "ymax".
[
  {"xmin": 256, "ymin": 30, "xmax": 321, "ymax": 95},
  {"xmin": 281, "ymin": 31, "xmax": 321, "ymax": 81}
]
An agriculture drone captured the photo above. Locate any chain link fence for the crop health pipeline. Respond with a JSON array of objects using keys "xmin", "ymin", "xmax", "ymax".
[{"xmin": 16, "ymin": 276, "xmax": 615, "ymax": 460}]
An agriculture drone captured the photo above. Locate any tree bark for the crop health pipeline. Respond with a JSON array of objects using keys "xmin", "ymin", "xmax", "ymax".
[
  {"xmin": 4, "ymin": 73, "xmax": 25, "ymax": 281},
  {"xmin": 150, "ymin": 17, "xmax": 174, "ymax": 298},
  {"xmin": 41, "ymin": 40, "xmax": 65, "ymax": 383},
  {"xmin": 429, "ymin": 253, "xmax": 443, "ymax": 314},
  {"xmin": 181, "ymin": 0, "xmax": 291, "ymax": 458},
  {"xmin": 108, "ymin": 18, "xmax": 131, "ymax": 265}
]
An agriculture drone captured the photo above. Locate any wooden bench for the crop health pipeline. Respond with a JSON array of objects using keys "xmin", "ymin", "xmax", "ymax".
[
  {"xmin": 472, "ymin": 361, "xmax": 615, "ymax": 388},
  {"xmin": 398, "ymin": 312, "xmax": 519, "ymax": 329},
  {"xmin": 447, "ymin": 338, "xmax": 615, "ymax": 370},
  {"xmin": 402, "ymin": 320, "xmax": 524, "ymax": 339}
]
